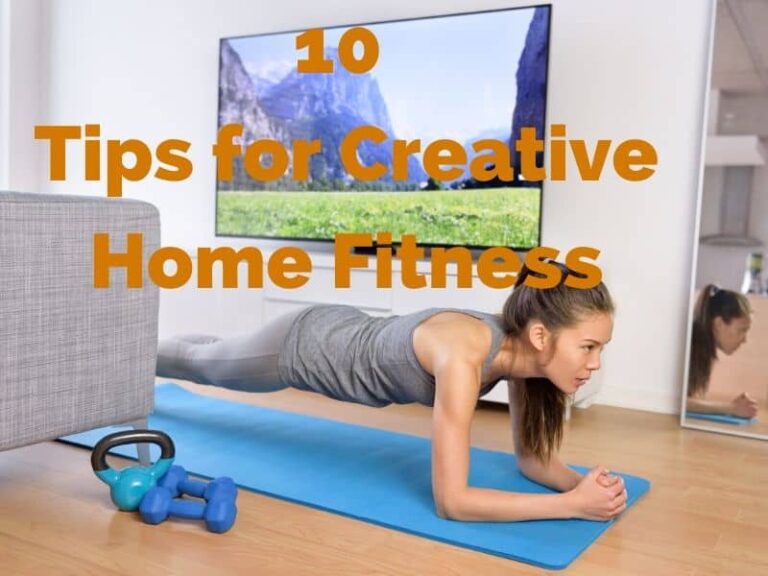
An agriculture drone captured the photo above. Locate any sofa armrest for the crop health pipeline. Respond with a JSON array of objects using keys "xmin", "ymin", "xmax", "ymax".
[{"xmin": 0, "ymin": 191, "xmax": 160, "ymax": 451}]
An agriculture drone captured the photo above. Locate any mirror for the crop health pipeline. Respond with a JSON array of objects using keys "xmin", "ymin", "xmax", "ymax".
[{"xmin": 682, "ymin": 0, "xmax": 768, "ymax": 440}]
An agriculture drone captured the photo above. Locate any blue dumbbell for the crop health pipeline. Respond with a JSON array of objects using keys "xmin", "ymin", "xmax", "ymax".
[
  {"xmin": 158, "ymin": 465, "xmax": 237, "ymax": 502},
  {"xmin": 139, "ymin": 485, "xmax": 237, "ymax": 533}
]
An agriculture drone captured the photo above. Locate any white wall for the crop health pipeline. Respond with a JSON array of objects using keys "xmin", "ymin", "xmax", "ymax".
[
  {"xmin": 9, "ymin": 0, "xmax": 715, "ymax": 413},
  {"xmin": 0, "ymin": 1, "xmax": 6, "ymax": 188},
  {"xmin": 1, "ymin": 0, "xmax": 48, "ymax": 192}
]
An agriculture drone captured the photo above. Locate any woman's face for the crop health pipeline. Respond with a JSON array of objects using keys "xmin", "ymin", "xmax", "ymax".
[
  {"xmin": 713, "ymin": 314, "xmax": 751, "ymax": 355},
  {"xmin": 540, "ymin": 313, "xmax": 614, "ymax": 394}
]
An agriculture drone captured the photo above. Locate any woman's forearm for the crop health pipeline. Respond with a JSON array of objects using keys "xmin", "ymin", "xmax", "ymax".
[
  {"xmin": 686, "ymin": 396, "xmax": 732, "ymax": 415},
  {"xmin": 519, "ymin": 457, "xmax": 583, "ymax": 492},
  {"xmin": 444, "ymin": 487, "xmax": 575, "ymax": 522}
]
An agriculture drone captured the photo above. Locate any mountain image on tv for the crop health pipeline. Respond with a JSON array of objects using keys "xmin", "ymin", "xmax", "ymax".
[{"xmin": 216, "ymin": 5, "xmax": 550, "ymax": 250}]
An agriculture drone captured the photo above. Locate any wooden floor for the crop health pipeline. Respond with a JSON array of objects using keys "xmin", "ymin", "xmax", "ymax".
[{"xmin": 1, "ymin": 380, "xmax": 766, "ymax": 575}]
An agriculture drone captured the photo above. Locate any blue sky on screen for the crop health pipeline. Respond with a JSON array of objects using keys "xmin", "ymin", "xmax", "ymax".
[{"xmin": 228, "ymin": 7, "xmax": 537, "ymax": 145}]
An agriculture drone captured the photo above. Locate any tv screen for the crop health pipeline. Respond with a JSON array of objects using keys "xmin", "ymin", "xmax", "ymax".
[{"xmin": 216, "ymin": 5, "xmax": 550, "ymax": 250}]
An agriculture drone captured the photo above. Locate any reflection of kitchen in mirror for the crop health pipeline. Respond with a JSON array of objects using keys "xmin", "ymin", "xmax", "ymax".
[{"xmin": 684, "ymin": 0, "xmax": 768, "ymax": 438}]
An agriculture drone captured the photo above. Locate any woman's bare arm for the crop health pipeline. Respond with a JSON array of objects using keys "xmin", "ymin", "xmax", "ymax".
[
  {"xmin": 507, "ymin": 380, "xmax": 582, "ymax": 492},
  {"xmin": 431, "ymin": 359, "xmax": 577, "ymax": 522},
  {"xmin": 687, "ymin": 393, "xmax": 758, "ymax": 418},
  {"xmin": 686, "ymin": 396, "xmax": 733, "ymax": 415}
]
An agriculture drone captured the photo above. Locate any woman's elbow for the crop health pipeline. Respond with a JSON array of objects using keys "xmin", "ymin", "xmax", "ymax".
[
  {"xmin": 434, "ymin": 492, "xmax": 465, "ymax": 521},
  {"xmin": 517, "ymin": 456, "xmax": 544, "ymax": 479}
]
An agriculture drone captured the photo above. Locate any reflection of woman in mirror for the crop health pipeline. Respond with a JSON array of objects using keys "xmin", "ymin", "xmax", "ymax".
[{"xmin": 687, "ymin": 284, "xmax": 758, "ymax": 418}]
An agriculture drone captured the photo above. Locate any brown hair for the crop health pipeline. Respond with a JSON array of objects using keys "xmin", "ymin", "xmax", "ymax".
[
  {"xmin": 688, "ymin": 285, "xmax": 751, "ymax": 397},
  {"xmin": 502, "ymin": 261, "xmax": 614, "ymax": 463}
]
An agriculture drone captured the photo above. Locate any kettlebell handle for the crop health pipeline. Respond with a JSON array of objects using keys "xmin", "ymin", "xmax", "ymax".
[{"xmin": 91, "ymin": 429, "xmax": 175, "ymax": 473}]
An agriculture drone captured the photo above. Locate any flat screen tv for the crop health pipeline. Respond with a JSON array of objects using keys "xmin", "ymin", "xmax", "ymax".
[{"xmin": 216, "ymin": 5, "xmax": 550, "ymax": 251}]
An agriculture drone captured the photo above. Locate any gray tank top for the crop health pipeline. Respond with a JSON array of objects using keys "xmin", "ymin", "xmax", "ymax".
[{"xmin": 278, "ymin": 304, "xmax": 507, "ymax": 407}]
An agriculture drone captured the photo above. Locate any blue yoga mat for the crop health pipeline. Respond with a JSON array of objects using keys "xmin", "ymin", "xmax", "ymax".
[
  {"xmin": 686, "ymin": 411, "xmax": 757, "ymax": 425},
  {"xmin": 62, "ymin": 383, "xmax": 650, "ymax": 570}
]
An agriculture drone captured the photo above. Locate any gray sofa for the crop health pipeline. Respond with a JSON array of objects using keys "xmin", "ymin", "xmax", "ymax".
[{"xmin": 0, "ymin": 191, "xmax": 160, "ymax": 457}]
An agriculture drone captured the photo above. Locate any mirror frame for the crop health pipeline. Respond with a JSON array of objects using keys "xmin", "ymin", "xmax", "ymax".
[{"xmin": 679, "ymin": 2, "xmax": 766, "ymax": 441}]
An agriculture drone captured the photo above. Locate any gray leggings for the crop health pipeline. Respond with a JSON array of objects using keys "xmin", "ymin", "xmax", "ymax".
[{"xmin": 156, "ymin": 309, "xmax": 304, "ymax": 392}]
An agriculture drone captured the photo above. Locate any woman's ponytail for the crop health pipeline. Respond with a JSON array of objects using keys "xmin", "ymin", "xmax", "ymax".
[{"xmin": 502, "ymin": 262, "xmax": 614, "ymax": 463}]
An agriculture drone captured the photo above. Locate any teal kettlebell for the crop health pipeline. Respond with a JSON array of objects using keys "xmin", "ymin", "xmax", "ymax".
[{"xmin": 91, "ymin": 430, "xmax": 175, "ymax": 511}]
